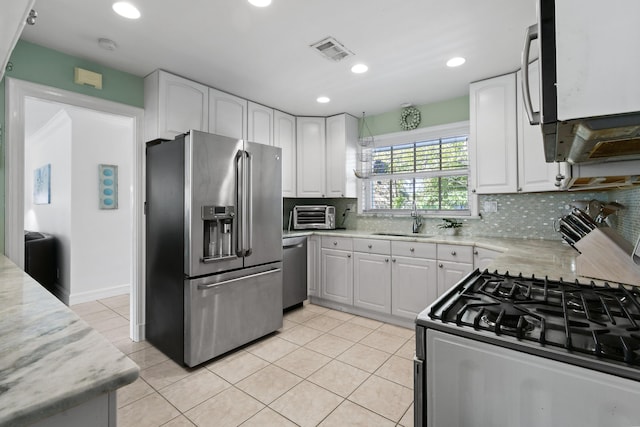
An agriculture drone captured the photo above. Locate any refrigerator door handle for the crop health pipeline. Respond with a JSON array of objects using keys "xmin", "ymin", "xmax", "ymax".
[
  {"xmin": 196, "ymin": 268, "xmax": 281, "ymax": 291},
  {"xmin": 245, "ymin": 150, "xmax": 253, "ymax": 256},
  {"xmin": 235, "ymin": 149, "xmax": 249, "ymax": 257}
]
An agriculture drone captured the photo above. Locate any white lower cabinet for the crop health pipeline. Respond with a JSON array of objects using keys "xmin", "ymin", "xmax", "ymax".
[
  {"xmin": 353, "ymin": 253, "xmax": 391, "ymax": 313},
  {"xmin": 391, "ymin": 256, "xmax": 438, "ymax": 320},
  {"xmin": 437, "ymin": 260, "xmax": 473, "ymax": 296},
  {"xmin": 311, "ymin": 236, "xmax": 475, "ymax": 323},
  {"xmin": 473, "ymin": 246, "xmax": 502, "ymax": 271},
  {"xmin": 436, "ymin": 244, "xmax": 474, "ymax": 296},
  {"xmin": 352, "ymin": 235, "xmax": 393, "ymax": 316},
  {"xmin": 320, "ymin": 237, "xmax": 353, "ymax": 305}
]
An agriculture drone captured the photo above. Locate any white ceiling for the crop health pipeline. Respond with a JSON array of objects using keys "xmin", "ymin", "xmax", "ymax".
[{"xmin": 20, "ymin": 0, "xmax": 537, "ymax": 117}]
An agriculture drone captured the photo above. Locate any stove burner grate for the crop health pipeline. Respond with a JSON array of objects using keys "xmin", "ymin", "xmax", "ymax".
[{"xmin": 430, "ymin": 269, "xmax": 640, "ymax": 367}]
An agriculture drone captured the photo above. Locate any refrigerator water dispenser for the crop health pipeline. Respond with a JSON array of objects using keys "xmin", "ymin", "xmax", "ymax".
[{"xmin": 202, "ymin": 205, "xmax": 235, "ymax": 259}]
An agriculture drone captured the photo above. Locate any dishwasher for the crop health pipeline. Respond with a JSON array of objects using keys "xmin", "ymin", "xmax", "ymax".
[{"xmin": 282, "ymin": 236, "xmax": 307, "ymax": 310}]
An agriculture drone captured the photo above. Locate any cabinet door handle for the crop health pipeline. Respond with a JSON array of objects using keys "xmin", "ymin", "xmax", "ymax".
[
  {"xmin": 385, "ymin": 258, "xmax": 389, "ymax": 263},
  {"xmin": 392, "ymin": 259, "xmax": 396, "ymax": 263},
  {"xmin": 439, "ymin": 263, "xmax": 443, "ymax": 268},
  {"xmin": 474, "ymin": 250, "xmax": 478, "ymax": 255},
  {"xmin": 451, "ymin": 251, "xmax": 456, "ymax": 256},
  {"xmin": 410, "ymin": 247, "xmax": 415, "ymax": 252},
  {"xmin": 333, "ymin": 241, "xmax": 338, "ymax": 246},
  {"xmin": 368, "ymin": 244, "xmax": 372, "ymax": 249},
  {"xmin": 347, "ymin": 254, "xmax": 351, "ymax": 258}
]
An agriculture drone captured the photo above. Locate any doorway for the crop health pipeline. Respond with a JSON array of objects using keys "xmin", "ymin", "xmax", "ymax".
[{"xmin": 5, "ymin": 78, "xmax": 145, "ymax": 341}]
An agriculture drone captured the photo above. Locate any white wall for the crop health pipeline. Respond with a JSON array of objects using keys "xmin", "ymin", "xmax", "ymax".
[
  {"xmin": 24, "ymin": 106, "xmax": 73, "ymax": 300},
  {"xmin": 24, "ymin": 98, "xmax": 134, "ymax": 304},
  {"xmin": 70, "ymin": 108, "xmax": 133, "ymax": 303}
]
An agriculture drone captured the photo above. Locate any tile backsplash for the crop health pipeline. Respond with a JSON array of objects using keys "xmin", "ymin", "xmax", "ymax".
[
  {"xmin": 610, "ymin": 187, "xmax": 640, "ymax": 244},
  {"xmin": 285, "ymin": 188, "xmax": 640, "ymax": 245}
]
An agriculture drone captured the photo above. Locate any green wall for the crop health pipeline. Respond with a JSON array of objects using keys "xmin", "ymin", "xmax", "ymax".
[
  {"xmin": 361, "ymin": 95, "xmax": 469, "ymax": 136},
  {"xmin": 1, "ymin": 40, "xmax": 144, "ymax": 253}
]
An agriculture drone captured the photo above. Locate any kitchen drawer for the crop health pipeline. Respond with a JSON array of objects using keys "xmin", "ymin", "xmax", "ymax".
[
  {"xmin": 353, "ymin": 238, "xmax": 391, "ymax": 255},
  {"xmin": 437, "ymin": 244, "xmax": 473, "ymax": 263},
  {"xmin": 321, "ymin": 236, "xmax": 353, "ymax": 251},
  {"xmin": 391, "ymin": 241, "xmax": 436, "ymax": 259}
]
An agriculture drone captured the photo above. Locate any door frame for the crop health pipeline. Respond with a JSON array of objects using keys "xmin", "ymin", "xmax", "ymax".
[{"xmin": 5, "ymin": 78, "xmax": 145, "ymax": 341}]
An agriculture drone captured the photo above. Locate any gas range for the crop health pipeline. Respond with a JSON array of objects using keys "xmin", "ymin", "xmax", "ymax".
[{"xmin": 417, "ymin": 269, "xmax": 640, "ymax": 381}]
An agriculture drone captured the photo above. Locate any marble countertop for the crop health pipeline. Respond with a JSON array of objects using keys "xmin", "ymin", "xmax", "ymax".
[
  {"xmin": 0, "ymin": 256, "xmax": 139, "ymax": 426},
  {"xmin": 284, "ymin": 229, "xmax": 616, "ymax": 285}
]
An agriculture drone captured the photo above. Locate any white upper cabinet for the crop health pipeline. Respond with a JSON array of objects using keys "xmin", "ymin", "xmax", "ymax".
[
  {"xmin": 0, "ymin": 0, "xmax": 35, "ymax": 81},
  {"xmin": 470, "ymin": 72, "xmax": 518, "ymax": 194},
  {"xmin": 296, "ymin": 114, "xmax": 358, "ymax": 198},
  {"xmin": 470, "ymin": 68, "xmax": 566, "ymax": 194},
  {"xmin": 274, "ymin": 110, "xmax": 297, "ymax": 197},
  {"xmin": 517, "ymin": 62, "xmax": 567, "ymax": 192},
  {"xmin": 326, "ymin": 114, "xmax": 358, "ymax": 198},
  {"xmin": 247, "ymin": 102, "xmax": 274, "ymax": 146},
  {"xmin": 208, "ymin": 88, "xmax": 247, "ymax": 140},
  {"xmin": 144, "ymin": 70, "xmax": 209, "ymax": 141},
  {"xmin": 296, "ymin": 117, "xmax": 326, "ymax": 197}
]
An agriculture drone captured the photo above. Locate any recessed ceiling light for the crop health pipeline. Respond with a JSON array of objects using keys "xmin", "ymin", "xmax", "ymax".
[
  {"xmin": 446, "ymin": 57, "xmax": 466, "ymax": 67},
  {"xmin": 112, "ymin": 2, "xmax": 141, "ymax": 19},
  {"xmin": 351, "ymin": 63, "xmax": 369, "ymax": 74},
  {"xmin": 317, "ymin": 96, "xmax": 330, "ymax": 104},
  {"xmin": 248, "ymin": 0, "xmax": 272, "ymax": 7}
]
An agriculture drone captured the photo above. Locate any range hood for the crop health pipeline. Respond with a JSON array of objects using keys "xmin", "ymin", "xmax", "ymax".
[
  {"xmin": 555, "ymin": 114, "xmax": 640, "ymax": 164},
  {"xmin": 523, "ymin": 0, "xmax": 640, "ymax": 165}
]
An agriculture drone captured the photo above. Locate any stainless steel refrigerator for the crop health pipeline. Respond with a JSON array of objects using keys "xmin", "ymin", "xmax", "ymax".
[{"xmin": 146, "ymin": 130, "xmax": 283, "ymax": 367}]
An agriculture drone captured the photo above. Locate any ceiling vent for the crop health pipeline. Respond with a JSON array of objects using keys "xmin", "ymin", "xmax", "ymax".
[{"xmin": 310, "ymin": 37, "xmax": 354, "ymax": 62}]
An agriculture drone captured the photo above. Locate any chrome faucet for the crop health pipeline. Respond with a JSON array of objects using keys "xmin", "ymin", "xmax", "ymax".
[{"xmin": 411, "ymin": 200, "xmax": 423, "ymax": 234}]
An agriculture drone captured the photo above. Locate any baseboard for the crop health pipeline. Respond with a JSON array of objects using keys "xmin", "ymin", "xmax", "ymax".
[
  {"xmin": 52, "ymin": 283, "xmax": 70, "ymax": 306},
  {"xmin": 69, "ymin": 284, "xmax": 130, "ymax": 306},
  {"xmin": 133, "ymin": 322, "xmax": 146, "ymax": 342},
  {"xmin": 307, "ymin": 296, "xmax": 415, "ymax": 329}
]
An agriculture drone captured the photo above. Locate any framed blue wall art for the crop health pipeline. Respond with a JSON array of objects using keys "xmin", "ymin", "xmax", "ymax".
[
  {"xmin": 99, "ymin": 164, "xmax": 118, "ymax": 209},
  {"xmin": 33, "ymin": 164, "xmax": 51, "ymax": 205}
]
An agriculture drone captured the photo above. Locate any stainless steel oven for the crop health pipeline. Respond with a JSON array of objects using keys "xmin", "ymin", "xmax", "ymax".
[{"xmin": 415, "ymin": 269, "xmax": 640, "ymax": 426}]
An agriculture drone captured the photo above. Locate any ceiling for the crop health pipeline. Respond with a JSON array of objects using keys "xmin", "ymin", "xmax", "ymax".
[{"xmin": 20, "ymin": 0, "xmax": 537, "ymax": 117}]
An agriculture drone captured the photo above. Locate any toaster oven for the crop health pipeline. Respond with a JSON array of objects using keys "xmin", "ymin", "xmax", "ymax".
[{"xmin": 293, "ymin": 205, "xmax": 335, "ymax": 230}]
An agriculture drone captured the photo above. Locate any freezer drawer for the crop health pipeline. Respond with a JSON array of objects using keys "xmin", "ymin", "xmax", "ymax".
[{"xmin": 184, "ymin": 263, "xmax": 283, "ymax": 367}]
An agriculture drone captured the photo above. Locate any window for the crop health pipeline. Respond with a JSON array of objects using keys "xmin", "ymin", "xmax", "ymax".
[{"xmin": 362, "ymin": 128, "xmax": 470, "ymax": 215}]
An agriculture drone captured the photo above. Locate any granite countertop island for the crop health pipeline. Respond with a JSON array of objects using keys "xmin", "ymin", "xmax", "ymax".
[
  {"xmin": 0, "ymin": 256, "xmax": 139, "ymax": 426},
  {"xmin": 284, "ymin": 229, "xmax": 616, "ymax": 285}
]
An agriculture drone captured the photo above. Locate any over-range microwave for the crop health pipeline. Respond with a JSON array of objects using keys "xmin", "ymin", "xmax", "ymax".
[{"xmin": 522, "ymin": 0, "xmax": 640, "ymax": 164}]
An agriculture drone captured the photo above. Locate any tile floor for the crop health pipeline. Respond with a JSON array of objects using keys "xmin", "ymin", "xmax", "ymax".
[{"xmin": 71, "ymin": 295, "xmax": 415, "ymax": 427}]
